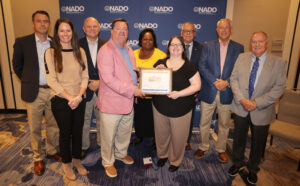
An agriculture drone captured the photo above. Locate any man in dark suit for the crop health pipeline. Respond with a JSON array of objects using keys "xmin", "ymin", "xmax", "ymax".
[
  {"xmin": 79, "ymin": 17, "xmax": 106, "ymax": 158},
  {"xmin": 12, "ymin": 10, "xmax": 61, "ymax": 175},
  {"xmin": 228, "ymin": 31, "xmax": 286, "ymax": 185},
  {"xmin": 181, "ymin": 22, "xmax": 203, "ymax": 150},
  {"xmin": 194, "ymin": 18, "xmax": 244, "ymax": 162}
]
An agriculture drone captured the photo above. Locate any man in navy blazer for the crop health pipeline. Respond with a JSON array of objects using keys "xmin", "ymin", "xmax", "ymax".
[
  {"xmin": 194, "ymin": 18, "xmax": 244, "ymax": 162},
  {"xmin": 12, "ymin": 10, "xmax": 61, "ymax": 175},
  {"xmin": 79, "ymin": 17, "xmax": 106, "ymax": 158},
  {"xmin": 181, "ymin": 22, "xmax": 203, "ymax": 150}
]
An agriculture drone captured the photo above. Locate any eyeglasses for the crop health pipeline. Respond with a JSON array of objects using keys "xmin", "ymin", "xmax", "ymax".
[
  {"xmin": 170, "ymin": 43, "xmax": 182, "ymax": 47},
  {"xmin": 182, "ymin": 30, "xmax": 195, "ymax": 34}
]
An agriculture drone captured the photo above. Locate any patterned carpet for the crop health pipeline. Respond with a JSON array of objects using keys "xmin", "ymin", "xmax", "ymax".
[{"xmin": 0, "ymin": 114, "xmax": 233, "ymax": 186}]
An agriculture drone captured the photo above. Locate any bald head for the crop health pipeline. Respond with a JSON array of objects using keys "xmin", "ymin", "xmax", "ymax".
[
  {"xmin": 83, "ymin": 17, "xmax": 100, "ymax": 41},
  {"xmin": 216, "ymin": 18, "xmax": 232, "ymax": 43}
]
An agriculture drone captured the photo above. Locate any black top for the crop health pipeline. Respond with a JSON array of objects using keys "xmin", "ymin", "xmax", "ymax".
[{"xmin": 152, "ymin": 58, "xmax": 197, "ymax": 117}]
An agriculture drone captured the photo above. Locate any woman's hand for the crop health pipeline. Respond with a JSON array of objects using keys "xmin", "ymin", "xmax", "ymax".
[
  {"xmin": 168, "ymin": 91, "xmax": 181, "ymax": 99},
  {"xmin": 68, "ymin": 96, "xmax": 82, "ymax": 110},
  {"xmin": 156, "ymin": 64, "xmax": 166, "ymax": 69}
]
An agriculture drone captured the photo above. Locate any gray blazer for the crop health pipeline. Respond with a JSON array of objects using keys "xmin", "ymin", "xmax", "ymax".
[{"xmin": 230, "ymin": 52, "xmax": 286, "ymax": 126}]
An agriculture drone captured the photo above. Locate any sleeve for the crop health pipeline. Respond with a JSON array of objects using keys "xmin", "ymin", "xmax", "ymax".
[
  {"xmin": 186, "ymin": 60, "xmax": 198, "ymax": 79},
  {"xmin": 12, "ymin": 38, "xmax": 24, "ymax": 79},
  {"xmin": 153, "ymin": 59, "xmax": 166, "ymax": 68},
  {"xmin": 80, "ymin": 48, "xmax": 89, "ymax": 89},
  {"xmin": 198, "ymin": 43, "xmax": 217, "ymax": 86},
  {"xmin": 230, "ymin": 54, "xmax": 245, "ymax": 103},
  {"xmin": 255, "ymin": 59, "xmax": 287, "ymax": 109},
  {"xmin": 97, "ymin": 46, "xmax": 135, "ymax": 99},
  {"xmin": 44, "ymin": 49, "xmax": 65, "ymax": 95}
]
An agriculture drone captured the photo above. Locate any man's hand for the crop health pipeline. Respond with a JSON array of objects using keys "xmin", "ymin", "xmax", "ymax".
[
  {"xmin": 240, "ymin": 99, "xmax": 257, "ymax": 111},
  {"xmin": 214, "ymin": 79, "xmax": 229, "ymax": 91},
  {"xmin": 88, "ymin": 80, "xmax": 100, "ymax": 92},
  {"xmin": 134, "ymin": 86, "xmax": 145, "ymax": 97}
]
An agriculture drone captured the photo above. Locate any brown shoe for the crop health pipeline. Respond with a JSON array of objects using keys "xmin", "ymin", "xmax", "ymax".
[
  {"xmin": 185, "ymin": 143, "xmax": 191, "ymax": 150},
  {"xmin": 194, "ymin": 149, "xmax": 205, "ymax": 159},
  {"xmin": 81, "ymin": 150, "xmax": 87, "ymax": 160},
  {"xmin": 116, "ymin": 155, "xmax": 134, "ymax": 165},
  {"xmin": 218, "ymin": 152, "xmax": 228, "ymax": 163},
  {"xmin": 47, "ymin": 153, "xmax": 62, "ymax": 162},
  {"xmin": 105, "ymin": 165, "xmax": 117, "ymax": 178},
  {"xmin": 34, "ymin": 160, "xmax": 45, "ymax": 175}
]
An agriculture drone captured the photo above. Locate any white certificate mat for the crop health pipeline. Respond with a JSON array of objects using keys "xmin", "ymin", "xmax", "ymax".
[{"xmin": 140, "ymin": 68, "xmax": 172, "ymax": 95}]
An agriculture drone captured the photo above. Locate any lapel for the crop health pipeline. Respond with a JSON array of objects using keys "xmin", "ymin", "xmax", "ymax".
[
  {"xmin": 109, "ymin": 39, "xmax": 134, "ymax": 76},
  {"xmin": 84, "ymin": 37, "xmax": 98, "ymax": 70},
  {"xmin": 214, "ymin": 40, "xmax": 221, "ymax": 74},
  {"xmin": 252, "ymin": 53, "xmax": 273, "ymax": 96},
  {"xmin": 30, "ymin": 34, "xmax": 39, "ymax": 67},
  {"xmin": 191, "ymin": 41, "xmax": 198, "ymax": 59},
  {"xmin": 222, "ymin": 40, "xmax": 233, "ymax": 76}
]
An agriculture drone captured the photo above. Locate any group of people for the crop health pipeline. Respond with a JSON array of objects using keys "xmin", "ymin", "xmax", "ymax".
[{"xmin": 12, "ymin": 10, "xmax": 286, "ymax": 185}]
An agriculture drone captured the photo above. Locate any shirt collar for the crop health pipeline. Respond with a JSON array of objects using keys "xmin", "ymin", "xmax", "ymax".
[
  {"xmin": 252, "ymin": 51, "xmax": 267, "ymax": 61},
  {"xmin": 35, "ymin": 33, "xmax": 51, "ymax": 43},
  {"xmin": 218, "ymin": 39, "xmax": 230, "ymax": 47},
  {"xmin": 87, "ymin": 37, "xmax": 98, "ymax": 45}
]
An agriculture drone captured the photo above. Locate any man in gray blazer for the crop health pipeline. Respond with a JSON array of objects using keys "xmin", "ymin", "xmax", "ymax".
[{"xmin": 228, "ymin": 31, "xmax": 286, "ymax": 185}]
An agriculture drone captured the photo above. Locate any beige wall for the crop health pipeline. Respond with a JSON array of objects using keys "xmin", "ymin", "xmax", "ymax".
[
  {"xmin": 11, "ymin": 0, "xmax": 60, "ymax": 37},
  {"xmin": 231, "ymin": 0, "xmax": 290, "ymax": 56}
]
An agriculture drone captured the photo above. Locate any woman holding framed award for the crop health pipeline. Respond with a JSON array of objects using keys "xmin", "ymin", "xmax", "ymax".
[
  {"xmin": 132, "ymin": 28, "xmax": 166, "ymax": 147},
  {"xmin": 152, "ymin": 36, "xmax": 201, "ymax": 172}
]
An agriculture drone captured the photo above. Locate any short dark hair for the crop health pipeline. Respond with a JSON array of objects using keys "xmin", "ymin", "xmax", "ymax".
[
  {"xmin": 111, "ymin": 18, "xmax": 128, "ymax": 29},
  {"xmin": 32, "ymin": 10, "xmax": 50, "ymax": 22},
  {"xmin": 138, "ymin": 28, "xmax": 158, "ymax": 48}
]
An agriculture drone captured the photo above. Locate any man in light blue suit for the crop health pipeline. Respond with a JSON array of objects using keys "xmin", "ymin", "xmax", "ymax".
[{"xmin": 194, "ymin": 18, "xmax": 244, "ymax": 162}]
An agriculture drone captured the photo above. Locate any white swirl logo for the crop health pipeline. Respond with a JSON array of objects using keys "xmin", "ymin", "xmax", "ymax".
[
  {"xmin": 162, "ymin": 40, "xmax": 169, "ymax": 46},
  {"xmin": 127, "ymin": 40, "xmax": 139, "ymax": 47},
  {"xmin": 133, "ymin": 23, "xmax": 158, "ymax": 30},
  {"xmin": 104, "ymin": 6, "xmax": 129, "ymax": 13},
  {"xmin": 193, "ymin": 7, "xmax": 218, "ymax": 15},
  {"xmin": 149, "ymin": 6, "xmax": 173, "ymax": 14},
  {"xmin": 61, "ymin": 6, "xmax": 85, "ymax": 14}
]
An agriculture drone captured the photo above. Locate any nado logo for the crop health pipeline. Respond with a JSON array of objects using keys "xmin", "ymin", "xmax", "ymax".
[
  {"xmin": 133, "ymin": 23, "xmax": 158, "ymax": 30},
  {"xmin": 162, "ymin": 40, "xmax": 169, "ymax": 46},
  {"xmin": 104, "ymin": 6, "xmax": 129, "ymax": 13},
  {"xmin": 100, "ymin": 23, "xmax": 112, "ymax": 31},
  {"xmin": 177, "ymin": 23, "xmax": 202, "ymax": 31},
  {"xmin": 193, "ymin": 7, "xmax": 218, "ymax": 15},
  {"xmin": 127, "ymin": 40, "xmax": 138, "ymax": 48},
  {"xmin": 149, "ymin": 6, "xmax": 173, "ymax": 14},
  {"xmin": 61, "ymin": 6, "xmax": 85, "ymax": 14}
]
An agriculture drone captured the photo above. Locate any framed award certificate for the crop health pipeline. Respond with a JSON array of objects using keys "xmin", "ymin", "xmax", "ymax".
[{"xmin": 139, "ymin": 68, "xmax": 172, "ymax": 95}]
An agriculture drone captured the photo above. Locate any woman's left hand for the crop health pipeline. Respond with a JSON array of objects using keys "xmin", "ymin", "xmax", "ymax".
[
  {"xmin": 68, "ymin": 96, "xmax": 81, "ymax": 110},
  {"xmin": 168, "ymin": 91, "xmax": 181, "ymax": 99}
]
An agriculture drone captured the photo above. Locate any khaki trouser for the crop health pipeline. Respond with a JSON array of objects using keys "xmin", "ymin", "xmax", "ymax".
[
  {"xmin": 25, "ymin": 88, "xmax": 59, "ymax": 161},
  {"xmin": 82, "ymin": 94, "xmax": 100, "ymax": 150},
  {"xmin": 99, "ymin": 110, "xmax": 133, "ymax": 167},
  {"xmin": 153, "ymin": 104, "xmax": 192, "ymax": 167},
  {"xmin": 199, "ymin": 91, "xmax": 231, "ymax": 153}
]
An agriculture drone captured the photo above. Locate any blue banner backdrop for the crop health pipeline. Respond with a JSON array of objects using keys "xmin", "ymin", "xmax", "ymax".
[{"xmin": 59, "ymin": 0, "xmax": 226, "ymax": 127}]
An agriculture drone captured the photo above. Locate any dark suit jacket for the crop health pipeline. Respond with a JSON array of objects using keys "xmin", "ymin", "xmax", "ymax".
[
  {"xmin": 79, "ymin": 37, "xmax": 106, "ymax": 101},
  {"xmin": 12, "ymin": 34, "xmax": 51, "ymax": 103},
  {"xmin": 198, "ymin": 39, "xmax": 244, "ymax": 104},
  {"xmin": 189, "ymin": 40, "xmax": 203, "ymax": 69}
]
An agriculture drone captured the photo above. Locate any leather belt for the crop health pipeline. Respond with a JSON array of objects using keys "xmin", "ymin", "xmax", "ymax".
[{"xmin": 39, "ymin": 85, "xmax": 50, "ymax": 89}]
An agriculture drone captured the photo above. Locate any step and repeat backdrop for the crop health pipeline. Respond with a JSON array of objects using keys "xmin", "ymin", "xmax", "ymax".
[{"xmin": 59, "ymin": 0, "xmax": 227, "ymax": 126}]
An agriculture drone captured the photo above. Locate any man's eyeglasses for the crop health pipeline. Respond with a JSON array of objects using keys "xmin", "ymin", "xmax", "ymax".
[{"xmin": 182, "ymin": 30, "xmax": 195, "ymax": 34}]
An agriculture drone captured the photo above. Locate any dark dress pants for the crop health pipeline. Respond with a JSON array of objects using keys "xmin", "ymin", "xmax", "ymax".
[
  {"xmin": 51, "ymin": 96, "xmax": 86, "ymax": 163},
  {"xmin": 232, "ymin": 113, "xmax": 269, "ymax": 174}
]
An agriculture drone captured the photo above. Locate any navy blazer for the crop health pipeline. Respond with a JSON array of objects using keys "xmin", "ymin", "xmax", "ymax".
[
  {"xmin": 189, "ymin": 41, "xmax": 203, "ymax": 69},
  {"xmin": 12, "ymin": 34, "xmax": 52, "ymax": 102},
  {"xmin": 79, "ymin": 37, "xmax": 106, "ymax": 101},
  {"xmin": 198, "ymin": 40, "xmax": 244, "ymax": 104}
]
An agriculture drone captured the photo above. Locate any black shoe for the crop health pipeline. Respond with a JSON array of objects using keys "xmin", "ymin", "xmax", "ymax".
[
  {"xmin": 152, "ymin": 142, "xmax": 156, "ymax": 152},
  {"xmin": 157, "ymin": 158, "xmax": 168, "ymax": 167},
  {"xmin": 168, "ymin": 165, "xmax": 179, "ymax": 172},
  {"xmin": 228, "ymin": 165, "xmax": 244, "ymax": 176},
  {"xmin": 130, "ymin": 137, "xmax": 143, "ymax": 146},
  {"xmin": 247, "ymin": 172, "xmax": 257, "ymax": 185}
]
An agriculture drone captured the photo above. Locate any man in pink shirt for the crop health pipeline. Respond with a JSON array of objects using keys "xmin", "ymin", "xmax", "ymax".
[
  {"xmin": 96, "ymin": 18, "xmax": 144, "ymax": 178},
  {"xmin": 194, "ymin": 18, "xmax": 244, "ymax": 162}
]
